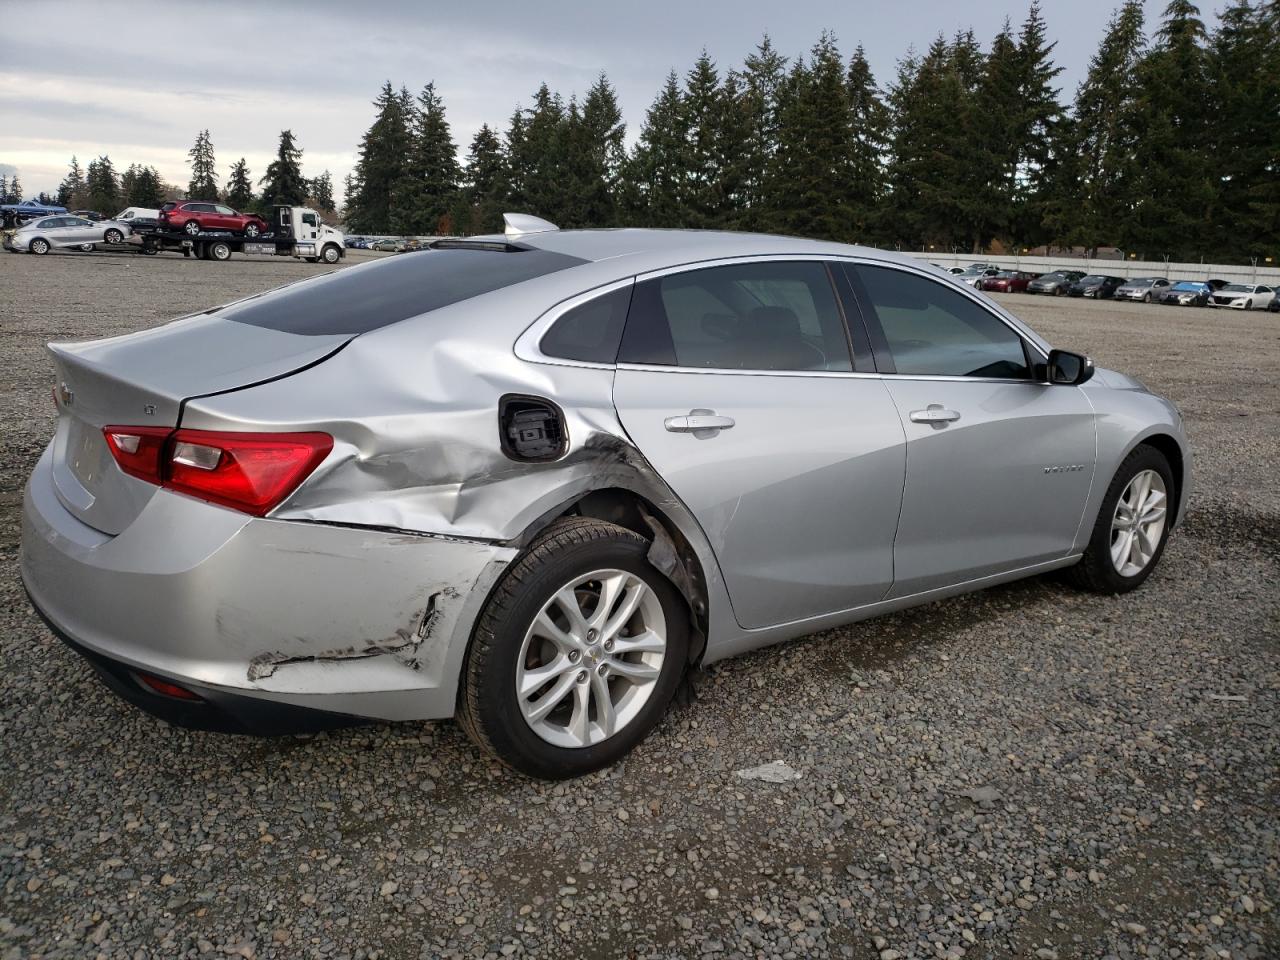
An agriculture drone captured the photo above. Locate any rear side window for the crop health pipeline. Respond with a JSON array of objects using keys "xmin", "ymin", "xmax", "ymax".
[
  {"xmin": 223, "ymin": 247, "xmax": 587, "ymax": 335},
  {"xmin": 854, "ymin": 264, "xmax": 1029, "ymax": 379},
  {"xmin": 540, "ymin": 285, "xmax": 633, "ymax": 363},
  {"xmin": 618, "ymin": 261, "xmax": 852, "ymax": 372}
]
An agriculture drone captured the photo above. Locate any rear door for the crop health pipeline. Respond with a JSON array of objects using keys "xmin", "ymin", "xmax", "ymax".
[
  {"xmin": 612, "ymin": 259, "xmax": 906, "ymax": 629},
  {"xmin": 844, "ymin": 261, "xmax": 1096, "ymax": 597}
]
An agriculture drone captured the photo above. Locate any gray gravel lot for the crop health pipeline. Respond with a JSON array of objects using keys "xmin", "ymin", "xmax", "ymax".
[{"xmin": 1, "ymin": 247, "xmax": 1276, "ymax": 960}]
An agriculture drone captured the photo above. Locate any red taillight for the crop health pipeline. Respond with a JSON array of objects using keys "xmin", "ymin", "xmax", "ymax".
[
  {"xmin": 102, "ymin": 426, "xmax": 332, "ymax": 516},
  {"xmin": 137, "ymin": 673, "xmax": 202, "ymax": 700},
  {"xmin": 103, "ymin": 426, "xmax": 171, "ymax": 484}
]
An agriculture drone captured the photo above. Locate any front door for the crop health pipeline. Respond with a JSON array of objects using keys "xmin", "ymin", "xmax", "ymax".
[
  {"xmin": 845, "ymin": 261, "xmax": 1097, "ymax": 597},
  {"xmin": 613, "ymin": 259, "xmax": 906, "ymax": 629}
]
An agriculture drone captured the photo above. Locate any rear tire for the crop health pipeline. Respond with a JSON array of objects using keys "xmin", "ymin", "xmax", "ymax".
[
  {"xmin": 1067, "ymin": 445, "xmax": 1174, "ymax": 594},
  {"xmin": 183, "ymin": 220, "xmax": 201, "ymax": 236},
  {"xmin": 208, "ymin": 240, "xmax": 232, "ymax": 261},
  {"xmin": 458, "ymin": 517, "xmax": 689, "ymax": 779}
]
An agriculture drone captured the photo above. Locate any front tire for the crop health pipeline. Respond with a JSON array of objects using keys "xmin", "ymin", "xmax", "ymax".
[
  {"xmin": 243, "ymin": 222, "xmax": 262, "ymax": 239},
  {"xmin": 103, "ymin": 228, "xmax": 123, "ymax": 244},
  {"xmin": 321, "ymin": 244, "xmax": 341, "ymax": 264},
  {"xmin": 458, "ymin": 517, "xmax": 689, "ymax": 779},
  {"xmin": 1068, "ymin": 446, "xmax": 1174, "ymax": 594},
  {"xmin": 30, "ymin": 238, "xmax": 50, "ymax": 255}
]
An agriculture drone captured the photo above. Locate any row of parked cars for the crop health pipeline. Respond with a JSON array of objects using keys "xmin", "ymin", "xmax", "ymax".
[
  {"xmin": 943, "ymin": 264, "xmax": 1279, "ymax": 311},
  {"xmin": 344, "ymin": 236, "xmax": 424, "ymax": 252}
]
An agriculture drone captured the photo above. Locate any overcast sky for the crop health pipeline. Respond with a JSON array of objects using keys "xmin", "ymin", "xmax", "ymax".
[{"xmin": 2, "ymin": 0, "xmax": 1205, "ymax": 205}]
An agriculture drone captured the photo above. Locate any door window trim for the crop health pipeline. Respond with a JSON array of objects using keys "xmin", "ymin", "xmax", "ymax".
[{"xmin": 844, "ymin": 258, "xmax": 1048, "ymax": 383}]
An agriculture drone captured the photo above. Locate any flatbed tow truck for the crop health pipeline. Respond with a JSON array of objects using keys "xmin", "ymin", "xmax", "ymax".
[{"xmin": 139, "ymin": 204, "xmax": 345, "ymax": 263}]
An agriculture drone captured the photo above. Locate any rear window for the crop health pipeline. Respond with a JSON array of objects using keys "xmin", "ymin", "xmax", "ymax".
[{"xmin": 223, "ymin": 247, "xmax": 587, "ymax": 335}]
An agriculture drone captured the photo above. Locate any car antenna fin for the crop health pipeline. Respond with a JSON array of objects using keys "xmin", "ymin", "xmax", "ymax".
[{"xmin": 503, "ymin": 213, "xmax": 559, "ymax": 238}]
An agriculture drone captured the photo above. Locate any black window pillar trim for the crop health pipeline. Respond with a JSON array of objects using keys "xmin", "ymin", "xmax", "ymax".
[{"xmin": 835, "ymin": 263, "xmax": 896, "ymax": 374}]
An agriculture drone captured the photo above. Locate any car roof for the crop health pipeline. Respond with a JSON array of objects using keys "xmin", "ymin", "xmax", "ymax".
[{"xmin": 484, "ymin": 227, "xmax": 929, "ymax": 277}]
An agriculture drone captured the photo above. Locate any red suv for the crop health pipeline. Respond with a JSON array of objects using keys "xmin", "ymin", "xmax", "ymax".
[{"xmin": 159, "ymin": 201, "xmax": 269, "ymax": 238}]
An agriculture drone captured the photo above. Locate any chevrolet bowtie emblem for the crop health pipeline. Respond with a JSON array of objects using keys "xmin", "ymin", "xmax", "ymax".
[{"xmin": 58, "ymin": 382, "xmax": 74, "ymax": 406}]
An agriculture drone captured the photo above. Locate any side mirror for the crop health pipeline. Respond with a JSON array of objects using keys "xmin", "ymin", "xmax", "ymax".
[{"xmin": 1045, "ymin": 349, "xmax": 1095, "ymax": 385}]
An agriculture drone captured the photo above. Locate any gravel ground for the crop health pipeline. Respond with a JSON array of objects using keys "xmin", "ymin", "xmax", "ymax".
[{"xmin": 1, "ymin": 247, "xmax": 1276, "ymax": 960}]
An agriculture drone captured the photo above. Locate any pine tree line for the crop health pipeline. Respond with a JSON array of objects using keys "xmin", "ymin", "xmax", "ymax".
[
  {"xmin": 46, "ymin": 128, "xmax": 338, "ymax": 218},
  {"xmin": 344, "ymin": 0, "xmax": 1278, "ymax": 261}
]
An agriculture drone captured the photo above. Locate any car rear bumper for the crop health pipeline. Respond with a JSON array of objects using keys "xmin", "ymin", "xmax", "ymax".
[{"xmin": 21, "ymin": 445, "xmax": 514, "ymax": 732}]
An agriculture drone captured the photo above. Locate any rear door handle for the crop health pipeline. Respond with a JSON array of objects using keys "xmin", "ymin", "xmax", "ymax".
[
  {"xmin": 909, "ymin": 404, "xmax": 961, "ymax": 425},
  {"xmin": 664, "ymin": 409, "xmax": 735, "ymax": 437}
]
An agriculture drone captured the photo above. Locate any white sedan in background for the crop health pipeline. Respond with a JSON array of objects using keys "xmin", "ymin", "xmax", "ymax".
[
  {"xmin": 4, "ymin": 215, "xmax": 131, "ymax": 254},
  {"xmin": 1210, "ymin": 283, "xmax": 1275, "ymax": 310}
]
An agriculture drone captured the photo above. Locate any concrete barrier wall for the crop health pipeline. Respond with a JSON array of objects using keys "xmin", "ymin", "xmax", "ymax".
[{"xmin": 901, "ymin": 251, "xmax": 1280, "ymax": 286}]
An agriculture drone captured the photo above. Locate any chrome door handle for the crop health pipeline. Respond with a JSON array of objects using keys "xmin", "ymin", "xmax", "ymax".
[
  {"xmin": 664, "ymin": 409, "xmax": 735, "ymax": 437},
  {"xmin": 909, "ymin": 404, "xmax": 961, "ymax": 424}
]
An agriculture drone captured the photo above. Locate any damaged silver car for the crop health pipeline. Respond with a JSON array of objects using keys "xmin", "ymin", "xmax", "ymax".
[{"xmin": 22, "ymin": 215, "xmax": 1190, "ymax": 778}]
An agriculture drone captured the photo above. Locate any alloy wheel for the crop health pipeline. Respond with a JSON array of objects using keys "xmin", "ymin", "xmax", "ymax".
[
  {"xmin": 1110, "ymin": 469, "xmax": 1168, "ymax": 577},
  {"xmin": 516, "ymin": 568, "xmax": 667, "ymax": 749}
]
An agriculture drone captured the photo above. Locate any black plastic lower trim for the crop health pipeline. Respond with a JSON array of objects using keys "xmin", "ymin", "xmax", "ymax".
[{"xmin": 25, "ymin": 587, "xmax": 367, "ymax": 737}]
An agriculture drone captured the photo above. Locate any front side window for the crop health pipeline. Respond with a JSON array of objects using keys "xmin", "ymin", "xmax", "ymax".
[
  {"xmin": 618, "ymin": 261, "xmax": 852, "ymax": 372},
  {"xmin": 854, "ymin": 264, "xmax": 1030, "ymax": 379},
  {"xmin": 215, "ymin": 204, "xmax": 235, "ymax": 215},
  {"xmin": 540, "ymin": 285, "xmax": 633, "ymax": 363},
  {"xmin": 302, "ymin": 212, "xmax": 318, "ymax": 227}
]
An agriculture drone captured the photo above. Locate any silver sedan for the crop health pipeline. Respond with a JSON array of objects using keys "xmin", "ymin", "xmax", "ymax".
[
  {"xmin": 6, "ymin": 214, "xmax": 131, "ymax": 253},
  {"xmin": 21, "ymin": 215, "xmax": 1190, "ymax": 778}
]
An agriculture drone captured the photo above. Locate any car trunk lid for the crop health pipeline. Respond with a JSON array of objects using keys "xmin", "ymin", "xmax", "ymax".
[{"xmin": 48, "ymin": 313, "xmax": 350, "ymax": 535}]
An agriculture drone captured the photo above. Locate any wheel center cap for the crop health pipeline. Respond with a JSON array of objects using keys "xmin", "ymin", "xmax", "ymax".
[{"xmin": 586, "ymin": 644, "xmax": 601, "ymax": 663}]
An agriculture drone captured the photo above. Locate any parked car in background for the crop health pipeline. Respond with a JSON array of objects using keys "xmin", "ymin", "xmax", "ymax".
[
  {"xmin": 958, "ymin": 267, "xmax": 1000, "ymax": 287},
  {"xmin": 1159, "ymin": 281, "xmax": 1213, "ymax": 307},
  {"xmin": 369, "ymin": 238, "xmax": 399, "ymax": 252},
  {"xmin": 1269, "ymin": 294, "xmax": 1280, "ymax": 313},
  {"xmin": 4, "ymin": 214, "xmax": 130, "ymax": 254},
  {"xmin": 1114, "ymin": 277, "xmax": 1171, "ymax": 303},
  {"xmin": 159, "ymin": 201, "xmax": 269, "ymax": 238},
  {"xmin": 20, "ymin": 215, "xmax": 1190, "ymax": 778},
  {"xmin": 1210, "ymin": 283, "xmax": 1275, "ymax": 310},
  {"xmin": 1067, "ymin": 275, "xmax": 1125, "ymax": 299},
  {"xmin": 979, "ymin": 270, "xmax": 1040, "ymax": 293},
  {"xmin": 71, "ymin": 210, "xmax": 105, "ymax": 222},
  {"xmin": 947, "ymin": 266, "xmax": 966, "ymax": 275},
  {"xmin": 1026, "ymin": 270, "xmax": 1086, "ymax": 296},
  {"xmin": 1206, "ymin": 279, "xmax": 1231, "ymax": 291}
]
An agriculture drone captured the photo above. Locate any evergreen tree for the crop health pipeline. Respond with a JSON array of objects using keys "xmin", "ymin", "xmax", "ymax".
[
  {"xmin": 507, "ymin": 84, "xmax": 568, "ymax": 219},
  {"xmin": 1070, "ymin": 0, "xmax": 1147, "ymax": 253},
  {"xmin": 625, "ymin": 71, "xmax": 687, "ymax": 226},
  {"xmin": 309, "ymin": 170, "xmax": 336, "ymax": 215},
  {"xmin": 186, "ymin": 129, "xmax": 218, "ymax": 200},
  {"xmin": 846, "ymin": 45, "xmax": 890, "ymax": 242},
  {"xmin": 346, "ymin": 82, "xmax": 413, "ymax": 232},
  {"xmin": 225, "ymin": 158, "xmax": 254, "ymax": 210},
  {"xmin": 677, "ymin": 51, "xmax": 728, "ymax": 226},
  {"xmin": 1007, "ymin": 3, "xmax": 1066, "ymax": 248},
  {"xmin": 259, "ymin": 129, "xmax": 308, "ymax": 207},
  {"xmin": 35, "ymin": 191, "xmax": 55, "ymax": 205},
  {"xmin": 393, "ymin": 82, "xmax": 459, "ymax": 234},
  {"xmin": 120, "ymin": 164, "xmax": 138, "ymax": 208},
  {"xmin": 457, "ymin": 123, "xmax": 509, "ymax": 234},
  {"xmin": 85, "ymin": 156, "xmax": 119, "ymax": 213},
  {"xmin": 767, "ymin": 34, "xmax": 869, "ymax": 241},
  {"xmin": 578, "ymin": 73, "xmax": 626, "ymax": 225},
  {"xmin": 1124, "ymin": 0, "xmax": 1215, "ymax": 259},
  {"xmin": 1208, "ymin": 1, "xmax": 1280, "ymax": 257},
  {"xmin": 738, "ymin": 36, "xmax": 789, "ymax": 227},
  {"xmin": 57, "ymin": 156, "xmax": 86, "ymax": 209},
  {"xmin": 5, "ymin": 174, "xmax": 21, "ymax": 204},
  {"xmin": 0, "ymin": 175, "xmax": 7, "ymax": 204}
]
